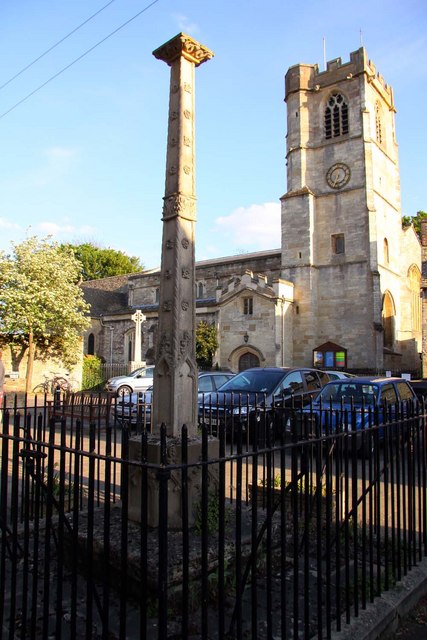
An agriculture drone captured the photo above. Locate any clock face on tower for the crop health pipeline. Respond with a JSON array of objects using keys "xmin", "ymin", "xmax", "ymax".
[{"xmin": 326, "ymin": 163, "xmax": 351, "ymax": 189}]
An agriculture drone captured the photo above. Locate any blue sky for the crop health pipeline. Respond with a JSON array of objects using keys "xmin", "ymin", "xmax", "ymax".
[{"xmin": 0, "ymin": 0, "xmax": 426, "ymax": 269}]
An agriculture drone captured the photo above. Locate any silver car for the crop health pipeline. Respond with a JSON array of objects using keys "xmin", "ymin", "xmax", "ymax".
[
  {"xmin": 106, "ymin": 366, "xmax": 155, "ymax": 397},
  {"xmin": 115, "ymin": 371, "xmax": 235, "ymax": 426}
]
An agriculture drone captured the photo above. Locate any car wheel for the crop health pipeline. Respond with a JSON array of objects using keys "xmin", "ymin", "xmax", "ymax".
[{"xmin": 117, "ymin": 385, "xmax": 132, "ymax": 398}]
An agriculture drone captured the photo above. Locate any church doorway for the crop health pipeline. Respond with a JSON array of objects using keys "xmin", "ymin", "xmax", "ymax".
[{"xmin": 239, "ymin": 352, "xmax": 260, "ymax": 372}]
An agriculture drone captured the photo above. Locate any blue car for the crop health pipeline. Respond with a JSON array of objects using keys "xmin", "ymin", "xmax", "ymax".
[{"xmin": 296, "ymin": 376, "xmax": 418, "ymax": 454}]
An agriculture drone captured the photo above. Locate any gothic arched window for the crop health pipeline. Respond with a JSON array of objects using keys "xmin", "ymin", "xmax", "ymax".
[
  {"xmin": 408, "ymin": 265, "xmax": 421, "ymax": 332},
  {"xmin": 87, "ymin": 333, "xmax": 95, "ymax": 355},
  {"xmin": 382, "ymin": 291, "xmax": 395, "ymax": 349},
  {"xmin": 325, "ymin": 93, "xmax": 349, "ymax": 139}
]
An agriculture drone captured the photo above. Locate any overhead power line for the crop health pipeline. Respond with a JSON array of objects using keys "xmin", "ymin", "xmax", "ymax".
[
  {"xmin": 0, "ymin": 0, "xmax": 161, "ymax": 120},
  {"xmin": 0, "ymin": 0, "xmax": 119, "ymax": 91}
]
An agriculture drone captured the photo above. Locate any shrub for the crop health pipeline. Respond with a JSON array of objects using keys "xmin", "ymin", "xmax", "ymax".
[{"xmin": 82, "ymin": 354, "xmax": 105, "ymax": 391}]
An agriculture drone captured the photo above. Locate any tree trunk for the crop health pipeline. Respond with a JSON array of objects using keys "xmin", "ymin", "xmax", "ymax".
[{"xmin": 25, "ymin": 329, "xmax": 35, "ymax": 394}]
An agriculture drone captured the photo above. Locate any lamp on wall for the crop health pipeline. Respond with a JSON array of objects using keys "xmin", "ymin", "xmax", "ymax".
[{"xmin": 243, "ymin": 332, "xmax": 249, "ymax": 343}]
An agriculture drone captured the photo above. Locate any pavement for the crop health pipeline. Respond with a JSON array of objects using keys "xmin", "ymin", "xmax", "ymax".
[
  {"xmin": 330, "ymin": 556, "xmax": 427, "ymax": 640},
  {"xmin": 393, "ymin": 592, "xmax": 427, "ymax": 639}
]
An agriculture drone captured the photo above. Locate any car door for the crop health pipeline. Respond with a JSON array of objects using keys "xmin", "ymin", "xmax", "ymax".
[
  {"xmin": 302, "ymin": 370, "xmax": 325, "ymax": 402},
  {"xmin": 133, "ymin": 366, "xmax": 154, "ymax": 391},
  {"xmin": 272, "ymin": 371, "xmax": 305, "ymax": 436}
]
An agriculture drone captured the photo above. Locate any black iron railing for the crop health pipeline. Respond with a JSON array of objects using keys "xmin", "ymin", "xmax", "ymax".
[{"xmin": 0, "ymin": 394, "xmax": 425, "ymax": 638}]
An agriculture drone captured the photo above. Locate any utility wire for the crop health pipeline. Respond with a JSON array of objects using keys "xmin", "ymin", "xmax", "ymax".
[
  {"xmin": 0, "ymin": 0, "xmax": 161, "ymax": 120},
  {"xmin": 0, "ymin": 0, "xmax": 119, "ymax": 91}
]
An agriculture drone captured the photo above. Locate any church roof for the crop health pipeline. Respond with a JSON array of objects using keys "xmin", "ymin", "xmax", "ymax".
[{"xmin": 82, "ymin": 286, "xmax": 127, "ymax": 317}]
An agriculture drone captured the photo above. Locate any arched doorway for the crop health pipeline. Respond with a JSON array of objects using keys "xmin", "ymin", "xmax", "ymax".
[{"xmin": 238, "ymin": 352, "xmax": 260, "ymax": 372}]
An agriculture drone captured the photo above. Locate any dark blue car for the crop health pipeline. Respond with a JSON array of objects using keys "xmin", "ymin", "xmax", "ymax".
[
  {"xmin": 198, "ymin": 366, "xmax": 330, "ymax": 442},
  {"xmin": 297, "ymin": 376, "xmax": 418, "ymax": 454}
]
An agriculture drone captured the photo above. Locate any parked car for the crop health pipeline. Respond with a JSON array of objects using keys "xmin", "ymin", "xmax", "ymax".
[
  {"xmin": 106, "ymin": 366, "xmax": 155, "ymax": 397},
  {"xmin": 198, "ymin": 367, "xmax": 331, "ymax": 442},
  {"xmin": 405, "ymin": 379, "xmax": 427, "ymax": 402},
  {"xmin": 197, "ymin": 371, "xmax": 236, "ymax": 396},
  {"xmin": 114, "ymin": 371, "xmax": 235, "ymax": 427},
  {"xmin": 298, "ymin": 376, "xmax": 418, "ymax": 454},
  {"xmin": 323, "ymin": 370, "xmax": 356, "ymax": 380}
]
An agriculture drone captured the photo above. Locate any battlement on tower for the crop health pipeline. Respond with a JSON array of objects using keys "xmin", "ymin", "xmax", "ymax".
[{"xmin": 285, "ymin": 47, "xmax": 394, "ymax": 107}]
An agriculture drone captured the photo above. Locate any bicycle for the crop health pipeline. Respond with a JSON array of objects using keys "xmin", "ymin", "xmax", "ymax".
[
  {"xmin": 32, "ymin": 374, "xmax": 53, "ymax": 394},
  {"xmin": 33, "ymin": 373, "xmax": 73, "ymax": 395},
  {"xmin": 50, "ymin": 375, "xmax": 72, "ymax": 394}
]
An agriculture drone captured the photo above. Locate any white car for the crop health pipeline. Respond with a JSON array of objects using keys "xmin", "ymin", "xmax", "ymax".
[
  {"xmin": 323, "ymin": 370, "xmax": 356, "ymax": 381},
  {"xmin": 106, "ymin": 366, "xmax": 154, "ymax": 397}
]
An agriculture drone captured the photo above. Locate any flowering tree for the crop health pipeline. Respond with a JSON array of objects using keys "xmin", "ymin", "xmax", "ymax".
[{"xmin": 0, "ymin": 236, "xmax": 91, "ymax": 393}]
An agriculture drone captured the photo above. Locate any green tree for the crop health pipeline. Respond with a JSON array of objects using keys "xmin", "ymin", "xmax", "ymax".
[
  {"xmin": 0, "ymin": 236, "xmax": 91, "ymax": 393},
  {"xmin": 196, "ymin": 321, "xmax": 218, "ymax": 368},
  {"xmin": 62, "ymin": 242, "xmax": 143, "ymax": 280},
  {"xmin": 402, "ymin": 210, "xmax": 427, "ymax": 238}
]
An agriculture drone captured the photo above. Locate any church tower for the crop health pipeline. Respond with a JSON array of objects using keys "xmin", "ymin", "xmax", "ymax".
[{"xmin": 281, "ymin": 48, "xmax": 421, "ymax": 372}]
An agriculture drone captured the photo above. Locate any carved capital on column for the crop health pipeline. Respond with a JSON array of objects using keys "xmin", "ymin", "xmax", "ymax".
[
  {"xmin": 153, "ymin": 33, "xmax": 214, "ymax": 68},
  {"xmin": 162, "ymin": 193, "xmax": 197, "ymax": 221}
]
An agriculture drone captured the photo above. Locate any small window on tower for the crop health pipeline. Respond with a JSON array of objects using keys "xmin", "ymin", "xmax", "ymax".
[
  {"xmin": 383, "ymin": 238, "xmax": 389, "ymax": 264},
  {"xmin": 243, "ymin": 297, "xmax": 253, "ymax": 315},
  {"xmin": 332, "ymin": 234, "xmax": 345, "ymax": 255},
  {"xmin": 375, "ymin": 102, "xmax": 383, "ymax": 145}
]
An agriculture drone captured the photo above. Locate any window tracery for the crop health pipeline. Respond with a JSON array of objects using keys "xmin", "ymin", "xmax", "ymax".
[{"xmin": 325, "ymin": 93, "xmax": 349, "ymax": 139}]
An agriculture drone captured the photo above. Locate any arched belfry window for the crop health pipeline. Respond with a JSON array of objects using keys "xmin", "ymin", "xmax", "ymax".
[
  {"xmin": 408, "ymin": 265, "xmax": 421, "ymax": 332},
  {"xmin": 325, "ymin": 93, "xmax": 349, "ymax": 139},
  {"xmin": 382, "ymin": 291, "xmax": 395, "ymax": 349},
  {"xmin": 375, "ymin": 101, "xmax": 383, "ymax": 144}
]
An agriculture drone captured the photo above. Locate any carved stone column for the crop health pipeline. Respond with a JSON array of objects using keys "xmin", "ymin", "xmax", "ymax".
[
  {"xmin": 128, "ymin": 34, "xmax": 216, "ymax": 529},
  {"xmin": 151, "ymin": 33, "xmax": 214, "ymax": 437}
]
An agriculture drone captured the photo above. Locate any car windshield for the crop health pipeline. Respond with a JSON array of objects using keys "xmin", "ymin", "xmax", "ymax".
[
  {"xmin": 217, "ymin": 370, "xmax": 287, "ymax": 395},
  {"xmin": 318, "ymin": 382, "xmax": 378, "ymax": 406}
]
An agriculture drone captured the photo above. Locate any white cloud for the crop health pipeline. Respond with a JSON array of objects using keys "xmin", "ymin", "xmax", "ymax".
[
  {"xmin": 173, "ymin": 14, "xmax": 200, "ymax": 35},
  {"xmin": 213, "ymin": 202, "xmax": 281, "ymax": 251},
  {"xmin": 29, "ymin": 146, "xmax": 77, "ymax": 187},
  {"xmin": 44, "ymin": 147, "xmax": 76, "ymax": 160},
  {"xmin": 0, "ymin": 217, "xmax": 21, "ymax": 230},
  {"xmin": 36, "ymin": 221, "xmax": 96, "ymax": 239}
]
